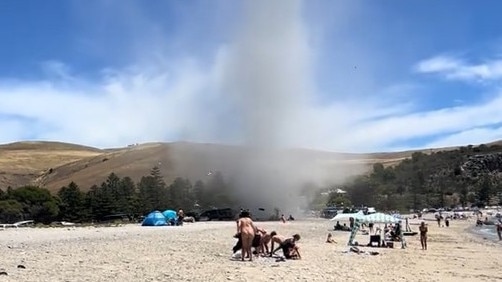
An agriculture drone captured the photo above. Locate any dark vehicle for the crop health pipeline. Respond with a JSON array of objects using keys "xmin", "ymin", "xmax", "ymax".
[
  {"xmin": 185, "ymin": 211, "xmax": 200, "ymax": 221},
  {"xmin": 321, "ymin": 207, "xmax": 338, "ymax": 219},
  {"xmin": 199, "ymin": 208, "xmax": 237, "ymax": 221}
]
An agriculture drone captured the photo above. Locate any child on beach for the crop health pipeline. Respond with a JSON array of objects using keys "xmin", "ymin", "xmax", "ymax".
[
  {"xmin": 326, "ymin": 233, "xmax": 336, "ymax": 243},
  {"xmin": 419, "ymin": 222, "xmax": 428, "ymax": 250}
]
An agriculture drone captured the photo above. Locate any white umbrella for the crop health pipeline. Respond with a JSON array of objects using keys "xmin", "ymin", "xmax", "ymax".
[{"xmin": 330, "ymin": 211, "xmax": 365, "ymax": 221}]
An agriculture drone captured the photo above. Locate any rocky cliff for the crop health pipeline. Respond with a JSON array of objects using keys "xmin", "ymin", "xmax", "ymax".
[{"xmin": 462, "ymin": 153, "xmax": 502, "ymax": 175}]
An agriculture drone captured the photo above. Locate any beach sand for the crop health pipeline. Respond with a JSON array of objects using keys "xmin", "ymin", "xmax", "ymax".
[{"xmin": 0, "ymin": 218, "xmax": 501, "ymax": 282}]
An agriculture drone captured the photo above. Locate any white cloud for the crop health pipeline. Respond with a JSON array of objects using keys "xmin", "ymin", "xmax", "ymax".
[
  {"xmin": 424, "ymin": 125, "xmax": 502, "ymax": 149},
  {"xmin": 2, "ymin": 1, "xmax": 502, "ymax": 154},
  {"xmin": 0, "ymin": 59, "xmax": 220, "ymax": 148},
  {"xmin": 416, "ymin": 55, "xmax": 502, "ymax": 82},
  {"xmin": 2, "ymin": 56, "xmax": 502, "ymax": 153}
]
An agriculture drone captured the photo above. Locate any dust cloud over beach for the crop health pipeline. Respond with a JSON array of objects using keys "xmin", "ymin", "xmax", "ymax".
[{"xmin": 172, "ymin": 0, "xmax": 364, "ymax": 213}]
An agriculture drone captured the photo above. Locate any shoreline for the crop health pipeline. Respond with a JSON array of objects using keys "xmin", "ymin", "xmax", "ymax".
[{"xmin": 467, "ymin": 223, "xmax": 501, "ymax": 243}]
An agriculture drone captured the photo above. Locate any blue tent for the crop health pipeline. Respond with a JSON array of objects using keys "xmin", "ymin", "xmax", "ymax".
[
  {"xmin": 142, "ymin": 210, "xmax": 167, "ymax": 226},
  {"xmin": 162, "ymin": 209, "xmax": 177, "ymax": 221}
]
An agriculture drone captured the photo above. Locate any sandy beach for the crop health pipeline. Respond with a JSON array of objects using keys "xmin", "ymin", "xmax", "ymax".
[{"xmin": 0, "ymin": 218, "xmax": 501, "ymax": 282}]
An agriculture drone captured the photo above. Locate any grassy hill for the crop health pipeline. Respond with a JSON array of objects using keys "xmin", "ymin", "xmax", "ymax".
[{"xmin": 1, "ymin": 140, "xmax": 500, "ymax": 193}]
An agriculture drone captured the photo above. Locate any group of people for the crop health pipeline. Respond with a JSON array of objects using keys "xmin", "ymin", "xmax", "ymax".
[
  {"xmin": 435, "ymin": 213, "xmax": 450, "ymax": 227},
  {"xmin": 234, "ymin": 210, "xmax": 301, "ymax": 261}
]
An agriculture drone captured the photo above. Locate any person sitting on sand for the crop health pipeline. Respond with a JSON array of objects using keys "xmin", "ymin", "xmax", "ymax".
[
  {"xmin": 237, "ymin": 210, "xmax": 255, "ymax": 261},
  {"xmin": 326, "ymin": 233, "xmax": 336, "ymax": 243},
  {"xmin": 177, "ymin": 208, "xmax": 185, "ymax": 226},
  {"xmin": 390, "ymin": 222, "xmax": 401, "ymax": 241},
  {"xmin": 334, "ymin": 221, "xmax": 342, "ymax": 231},
  {"xmin": 271, "ymin": 234, "xmax": 301, "ymax": 260},
  {"xmin": 419, "ymin": 222, "xmax": 428, "ymax": 250}
]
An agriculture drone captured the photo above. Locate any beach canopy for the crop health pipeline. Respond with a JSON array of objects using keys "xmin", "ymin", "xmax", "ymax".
[
  {"xmin": 330, "ymin": 211, "xmax": 365, "ymax": 221},
  {"xmin": 162, "ymin": 209, "xmax": 178, "ymax": 221},
  {"xmin": 359, "ymin": 213, "xmax": 400, "ymax": 224},
  {"xmin": 142, "ymin": 210, "xmax": 167, "ymax": 226},
  {"xmin": 346, "ymin": 213, "xmax": 404, "ymax": 246}
]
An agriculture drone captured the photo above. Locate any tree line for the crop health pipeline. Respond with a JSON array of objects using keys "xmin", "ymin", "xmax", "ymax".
[
  {"xmin": 321, "ymin": 144, "xmax": 502, "ymax": 212},
  {"xmin": 0, "ymin": 167, "xmax": 235, "ymax": 224}
]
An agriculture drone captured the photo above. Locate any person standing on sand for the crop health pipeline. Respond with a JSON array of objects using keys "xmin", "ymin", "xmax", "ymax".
[
  {"xmin": 237, "ymin": 210, "xmax": 255, "ymax": 261},
  {"xmin": 496, "ymin": 220, "xmax": 502, "ymax": 241},
  {"xmin": 419, "ymin": 222, "xmax": 428, "ymax": 250}
]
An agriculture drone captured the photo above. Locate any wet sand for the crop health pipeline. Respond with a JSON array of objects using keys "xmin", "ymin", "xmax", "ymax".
[{"xmin": 0, "ymin": 218, "xmax": 501, "ymax": 282}]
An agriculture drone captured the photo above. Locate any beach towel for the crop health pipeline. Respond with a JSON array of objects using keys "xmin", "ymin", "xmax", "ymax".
[{"xmin": 232, "ymin": 233, "xmax": 261, "ymax": 253}]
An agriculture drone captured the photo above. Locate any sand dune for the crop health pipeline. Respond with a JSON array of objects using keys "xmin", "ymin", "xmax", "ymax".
[{"xmin": 0, "ymin": 218, "xmax": 500, "ymax": 282}]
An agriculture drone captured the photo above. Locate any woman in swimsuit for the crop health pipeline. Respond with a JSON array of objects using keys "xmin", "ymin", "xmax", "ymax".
[{"xmin": 419, "ymin": 222, "xmax": 428, "ymax": 250}]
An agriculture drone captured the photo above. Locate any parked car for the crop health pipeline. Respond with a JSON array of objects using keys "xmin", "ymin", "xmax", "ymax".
[
  {"xmin": 198, "ymin": 208, "xmax": 237, "ymax": 221},
  {"xmin": 320, "ymin": 208, "xmax": 338, "ymax": 219},
  {"xmin": 185, "ymin": 211, "xmax": 200, "ymax": 221}
]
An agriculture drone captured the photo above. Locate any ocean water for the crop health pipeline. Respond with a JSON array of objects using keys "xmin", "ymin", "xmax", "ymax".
[{"xmin": 471, "ymin": 225, "xmax": 501, "ymax": 242}]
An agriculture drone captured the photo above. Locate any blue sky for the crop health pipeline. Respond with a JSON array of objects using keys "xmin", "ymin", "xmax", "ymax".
[{"xmin": 1, "ymin": 0, "xmax": 502, "ymax": 153}]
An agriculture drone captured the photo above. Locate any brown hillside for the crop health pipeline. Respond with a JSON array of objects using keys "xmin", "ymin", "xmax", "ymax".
[
  {"xmin": 0, "ymin": 140, "xmax": 500, "ymax": 193},
  {"xmin": 0, "ymin": 141, "xmax": 103, "ymax": 190}
]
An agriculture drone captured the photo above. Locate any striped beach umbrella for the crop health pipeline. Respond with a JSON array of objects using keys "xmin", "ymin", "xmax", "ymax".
[{"xmin": 359, "ymin": 213, "xmax": 400, "ymax": 224}]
